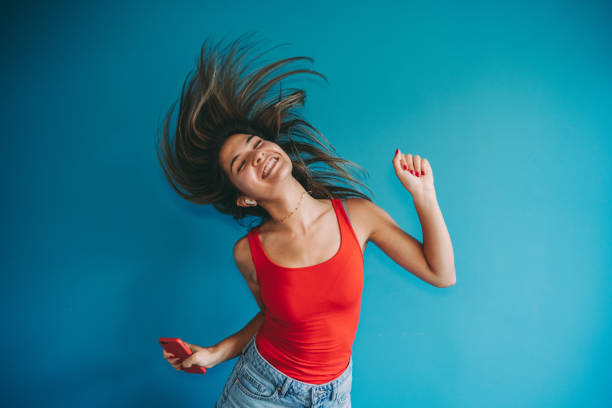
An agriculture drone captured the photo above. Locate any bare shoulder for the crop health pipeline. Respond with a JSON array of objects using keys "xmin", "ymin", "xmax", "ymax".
[
  {"xmin": 233, "ymin": 234, "xmax": 257, "ymax": 284},
  {"xmin": 344, "ymin": 197, "xmax": 376, "ymax": 213},
  {"xmin": 343, "ymin": 197, "xmax": 394, "ymax": 241},
  {"xmin": 233, "ymin": 234, "xmax": 266, "ymax": 312}
]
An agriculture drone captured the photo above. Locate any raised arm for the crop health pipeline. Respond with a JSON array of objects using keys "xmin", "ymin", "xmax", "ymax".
[{"xmin": 347, "ymin": 197, "xmax": 454, "ymax": 288}]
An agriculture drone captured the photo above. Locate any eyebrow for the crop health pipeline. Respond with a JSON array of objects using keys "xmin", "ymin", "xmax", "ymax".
[{"xmin": 230, "ymin": 134, "xmax": 257, "ymax": 174}]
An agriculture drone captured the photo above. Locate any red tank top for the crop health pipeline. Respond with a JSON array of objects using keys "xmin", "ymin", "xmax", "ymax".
[{"xmin": 247, "ymin": 198, "xmax": 364, "ymax": 384}]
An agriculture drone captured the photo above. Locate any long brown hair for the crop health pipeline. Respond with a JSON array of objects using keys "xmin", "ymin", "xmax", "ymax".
[{"xmin": 156, "ymin": 32, "xmax": 372, "ymax": 228}]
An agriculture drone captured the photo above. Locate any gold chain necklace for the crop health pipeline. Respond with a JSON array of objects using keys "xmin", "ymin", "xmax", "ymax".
[{"xmin": 278, "ymin": 189, "xmax": 311, "ymax": 223}]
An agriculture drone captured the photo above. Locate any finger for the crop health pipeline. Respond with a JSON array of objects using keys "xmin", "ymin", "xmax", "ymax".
[
  {"xmin": 392, "ymin": 148, "xmax": 404, "ymax": 175},
  {"xmin": 402, "ymin": 153, "xmax": 412, "ymax": 173},
  {"xmin": 403, "ymin": 153, "xmax": 413, "ymax": 175},
  {"xmin": 399, "ymin": 149, "xmax": 409, "ymax": 172},
  {"xmin": 413, "ymin": 154, "xmax": 421, "ymax": 176},
  {"xmin": 422, "ymin": 158, "xmax": 431, "ymax": 175}
]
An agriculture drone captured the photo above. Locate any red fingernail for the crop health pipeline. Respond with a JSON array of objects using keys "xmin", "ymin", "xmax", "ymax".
[
  {"xmin": 395, "ymin": 148, "xmax": 399, "ymax": 156},
  {"xmin": 416, "ymin": 173, "xmax": 419, "ymax": 177},
  {"xmin": 410, "ymin": 169, "xmax": 414, "ymax": 175},
  {"xmin": 403, "ymin": 165, "xmax": 407, "ymax": 170},
  {"xmin": 421, "ymin": 170, "xmax": 424, "ymax": 176}
]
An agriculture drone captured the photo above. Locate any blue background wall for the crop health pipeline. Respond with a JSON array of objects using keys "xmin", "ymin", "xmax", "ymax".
[{"xmin": 2, "ymin": 0, "xmax": 610, "ymax": 406}]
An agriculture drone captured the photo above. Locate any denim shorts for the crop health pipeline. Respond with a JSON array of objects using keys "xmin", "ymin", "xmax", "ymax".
[{"xmin": 214, "ymin": 335, "xmax": 353, "ymax": 407}]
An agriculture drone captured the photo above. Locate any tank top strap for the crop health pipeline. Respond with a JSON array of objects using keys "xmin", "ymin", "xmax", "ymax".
[
  {"xmin": 332, "ymin": 198, "xmax": 363, "ymax": 259},
  {"xmin": 330, "ymin": 198, "xmax": 347, "ymax": 228},
  {"xmin": 247, "ymin": 227, "xmax": 266, "ymax": 269}
]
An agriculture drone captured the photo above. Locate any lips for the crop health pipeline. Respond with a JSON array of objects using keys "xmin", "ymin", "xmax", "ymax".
[{"xmin": 261, "ymin": 156, "xmax": 279, "ymax": 179}]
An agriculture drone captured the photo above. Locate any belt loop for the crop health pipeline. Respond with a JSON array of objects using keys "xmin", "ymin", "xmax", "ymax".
[
  {"xmin": 330, "ymin": 381, "xmax": 338, "ymax": 401},
  {"xmin": 276, "ymin": 377, "xmax": 291, "ymax": 398}
]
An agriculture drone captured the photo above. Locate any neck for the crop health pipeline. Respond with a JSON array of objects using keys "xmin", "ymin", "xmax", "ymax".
[{"xmin": 258, "ymin": 179, "xmax": 325, "ymax": 234}]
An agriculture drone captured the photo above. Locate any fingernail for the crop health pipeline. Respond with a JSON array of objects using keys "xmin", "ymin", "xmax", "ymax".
[
  {"xmin": 421, "ymin": 170, "xmax": 424, "ymax": 176},
  {"xmin": 403, "ymin": 165, "xmax": 407, "ymax": 170},
  {"xmin": 416, "ymin": 172, "xmax": 419, "ymax": 177},
  {"xmin": 395, "ymin": 148, "xmax": 399, "ymax": 156},
  {"xmin": 410, "ymin": 170, "xmax": 414, "ymax": 175}
]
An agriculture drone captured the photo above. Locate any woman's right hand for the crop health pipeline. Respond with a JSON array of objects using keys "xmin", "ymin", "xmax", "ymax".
[
  {"xmin": 162, "ymin": 348, "xmax": 185, "ymax": 371},
  {"xmin": 162, "ymin": 342, "xmax": 223, "ymax": 371}
]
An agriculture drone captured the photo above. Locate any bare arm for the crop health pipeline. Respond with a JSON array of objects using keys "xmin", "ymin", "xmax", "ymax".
[
  {"xmin": 211, "ymin": 311, "xmax": 264, "ymax": 363},
  {"xmin": 412, "ymin": 192, "xmax": 456, "ymax": 286},
  {"xmin": 347, "ymin": 197, "xmax": 455, "ymax": 288},
  {"xmin": 211, "ymin": 235, "xmax": 267, "ymax": 364}
]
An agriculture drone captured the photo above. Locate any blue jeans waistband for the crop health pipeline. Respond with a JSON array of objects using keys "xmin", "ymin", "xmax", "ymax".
[{"xmin": 239, "ymin": 335, "xmax": 353, "ymax": 402}]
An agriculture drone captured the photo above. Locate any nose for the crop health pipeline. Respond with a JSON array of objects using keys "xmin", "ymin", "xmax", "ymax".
[{"xmin": 253, "ymin": 150, "xmax": 265, "ymax": 166}]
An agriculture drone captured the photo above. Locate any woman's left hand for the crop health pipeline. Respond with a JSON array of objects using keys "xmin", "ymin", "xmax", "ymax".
[{"xmin": 392, "ymin": 148, "xmax": 435, "ymax": 199}]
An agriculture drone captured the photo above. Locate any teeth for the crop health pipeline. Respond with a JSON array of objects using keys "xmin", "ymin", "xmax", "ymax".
[{"xmin": 262, "ymin": 157, "xmax": 278, "ymax": 178}]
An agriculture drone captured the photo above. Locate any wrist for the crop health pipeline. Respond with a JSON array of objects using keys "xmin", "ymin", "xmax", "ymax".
[
  {"xmin": 209, "ymin": 343, "xmax": 226, "ymax": 361},
  {"xmin": 413, "ymin": 190, "xmax": 437, "ymax": 207},
  {"xmin": 209, "ymin": 342, "xmax": 228, "ymax": 365}
]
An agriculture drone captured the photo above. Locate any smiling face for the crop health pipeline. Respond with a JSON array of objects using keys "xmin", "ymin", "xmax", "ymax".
[{"xmin": 218, "ymin": 133, "xmax": 293, "ymax": 203}]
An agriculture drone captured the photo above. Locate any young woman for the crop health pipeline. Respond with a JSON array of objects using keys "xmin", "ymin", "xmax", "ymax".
[{"xmin": 157, "ymin": 33, "xmax": 456, "ymax": 407}]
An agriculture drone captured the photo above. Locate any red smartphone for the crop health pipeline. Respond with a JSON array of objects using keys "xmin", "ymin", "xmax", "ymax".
[{"xmin": 159, "ymin": 337, "xmax": 207, "ymax": 374}]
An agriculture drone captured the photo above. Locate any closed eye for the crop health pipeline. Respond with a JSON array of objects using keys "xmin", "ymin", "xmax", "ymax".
[{"xmin": 238, "ymin": 139, "xmax": 263, "ymax": 173}]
